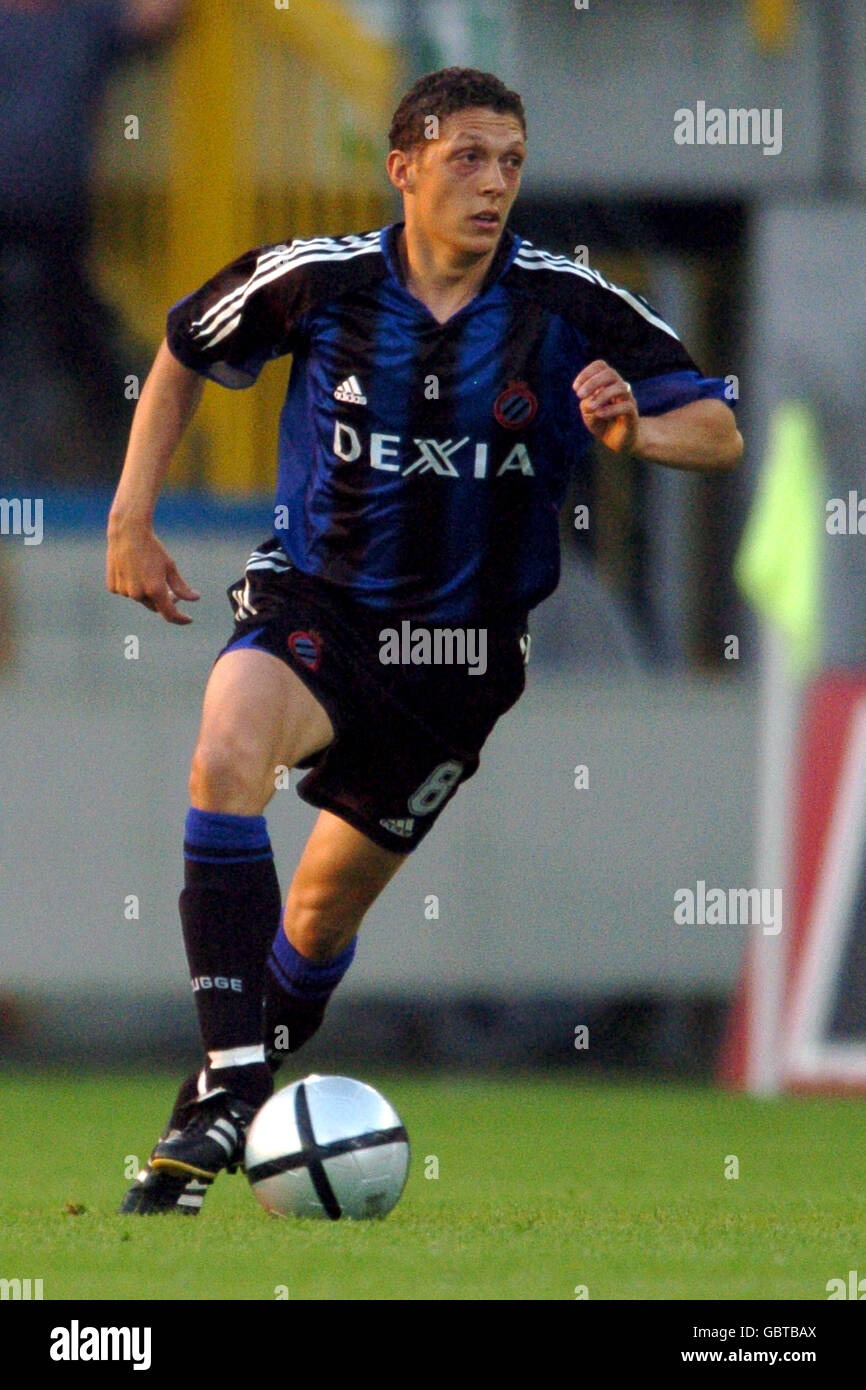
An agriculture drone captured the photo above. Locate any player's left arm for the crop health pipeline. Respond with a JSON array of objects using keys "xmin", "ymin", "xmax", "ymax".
[{"xmin": 574, "ymin": 358, "xmax": 742, "ymax": 471}]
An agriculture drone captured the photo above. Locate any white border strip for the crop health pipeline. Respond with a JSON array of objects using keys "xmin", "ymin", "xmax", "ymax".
[{"xmin": 785, "ymin": 696, "xmax": 866, "ymax": 1082}]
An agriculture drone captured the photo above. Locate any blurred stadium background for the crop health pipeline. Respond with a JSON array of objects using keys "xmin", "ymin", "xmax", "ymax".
[{"xmin": 2, "ymin": 0, "xmax": 865, "ymax": 1092}]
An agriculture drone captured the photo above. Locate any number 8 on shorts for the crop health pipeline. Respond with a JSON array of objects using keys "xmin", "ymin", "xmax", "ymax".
[{"xmin": 408, "ymin": 760, "xmax": 464, "ymax": 815}]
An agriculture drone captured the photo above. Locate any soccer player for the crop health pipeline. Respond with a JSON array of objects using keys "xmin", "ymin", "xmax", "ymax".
[{"xmin": 107, "ymin": 67, "xmax": 742, "ymax": 1213}]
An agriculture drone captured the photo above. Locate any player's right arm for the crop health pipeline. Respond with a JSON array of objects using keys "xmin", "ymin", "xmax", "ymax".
[
  {"xmin": 106, "ymin": 339, "xmax": 204, "ymax": 624},
  {"xmin": 107, "ymin": 233, "xmax": 358, "ymax": 621}
]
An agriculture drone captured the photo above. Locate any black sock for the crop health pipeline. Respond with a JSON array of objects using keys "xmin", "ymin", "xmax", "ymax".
[
  {"xmin": 179, "ymin": 807, "xmax": 281, "ymax": 1107},
  {"xmin": 166, "ymin": 1068, "xmax": 203, "ymax": 1133}
]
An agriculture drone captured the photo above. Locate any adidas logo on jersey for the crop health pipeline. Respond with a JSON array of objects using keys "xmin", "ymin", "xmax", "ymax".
[
  {"xmin": 334, "ymin": 376, "xmax": 367, "ymax": 405},
  {"xmin": 379, "ymin": 816, "xmax": 415, "ymax": 838}
]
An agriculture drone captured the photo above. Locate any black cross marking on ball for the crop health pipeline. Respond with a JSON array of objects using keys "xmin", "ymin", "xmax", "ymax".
[{"xmin": 245, "ymin": 1081, "xmax": 408, "ymax": 1220}]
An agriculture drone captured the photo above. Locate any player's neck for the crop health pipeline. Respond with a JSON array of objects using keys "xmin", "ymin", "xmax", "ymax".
[{"xmin": 398, "ymin": 225, "xmax": 494, "ymax": 325}]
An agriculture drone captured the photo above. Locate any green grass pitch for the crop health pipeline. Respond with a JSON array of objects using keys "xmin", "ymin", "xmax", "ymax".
[{"xmin": 3, "ymin": 1069, "xmax": 865, "ymax": 1301}]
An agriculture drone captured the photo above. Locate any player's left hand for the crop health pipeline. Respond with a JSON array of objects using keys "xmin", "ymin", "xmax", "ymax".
[{"xmin": 573, "ymin": 359, "xmax": 639, "ymax": 454}]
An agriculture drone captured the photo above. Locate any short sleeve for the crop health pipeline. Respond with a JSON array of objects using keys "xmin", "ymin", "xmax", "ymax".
[
  {"xmin": 166, "ymin": 243, "xmax": 305, "ymax": 389},
  {"xmin": 582, "ymin": 271, "xmax": 735, "ymax": 416}
]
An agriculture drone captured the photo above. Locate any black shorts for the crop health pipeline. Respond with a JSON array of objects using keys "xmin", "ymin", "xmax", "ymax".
[{"xmin": 215, "ymin": 538, "xmax": 530, "ymax": 853}]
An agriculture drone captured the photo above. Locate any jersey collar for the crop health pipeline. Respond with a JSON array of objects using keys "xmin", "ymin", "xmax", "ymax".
[{"xmin": 380, "ymin": 221, "xmax": 522, "ymax": 303}]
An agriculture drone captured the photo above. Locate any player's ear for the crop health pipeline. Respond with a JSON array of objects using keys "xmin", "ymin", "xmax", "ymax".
[{"xmin": 386, "ymin": 147, "xmax": 418, "ymax": 195}]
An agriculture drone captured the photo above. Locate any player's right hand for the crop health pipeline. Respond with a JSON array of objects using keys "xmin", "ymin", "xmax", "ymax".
[{"xmin": 105, "ymin": 518, "xmax": 200, "ymax": 625}]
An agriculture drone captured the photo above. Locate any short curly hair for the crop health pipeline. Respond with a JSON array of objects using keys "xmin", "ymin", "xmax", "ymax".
[{"xmin": 388, "ymin": 67, "xmax": 526, "ymax": 155}]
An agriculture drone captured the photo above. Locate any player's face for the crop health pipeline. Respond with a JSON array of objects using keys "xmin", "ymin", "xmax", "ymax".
[{"xmin": 401, "ymin": 108, "xmax": 526, "ymax": 258}]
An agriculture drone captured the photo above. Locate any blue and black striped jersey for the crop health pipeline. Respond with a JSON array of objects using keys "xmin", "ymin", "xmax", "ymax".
[{"xmin": 167, "ymin": 223, "xmax": 731, "ymax": 624}]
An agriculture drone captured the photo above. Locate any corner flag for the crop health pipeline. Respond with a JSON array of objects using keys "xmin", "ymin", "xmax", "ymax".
[
  {"xmin": 734, "ymin": 400, "xmax": 824, "ymax": 673},
  {"xmin": 722, "ymin": 400, "xmax": 825, "ymax": 1094}
]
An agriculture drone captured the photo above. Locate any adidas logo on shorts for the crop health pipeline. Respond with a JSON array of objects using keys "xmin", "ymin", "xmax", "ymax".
[
  {"xmin": 379, "ymin": 816, "xmax": 415, "ymax": 838},
  {"xmin": 334, "ymin": 375, "xmax": 367, "ymax": 405}
]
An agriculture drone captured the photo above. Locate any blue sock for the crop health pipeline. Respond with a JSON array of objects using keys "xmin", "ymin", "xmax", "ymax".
[{"xmin": 263, "ymin": 929, "xmax": 357, "ymax": 1064}]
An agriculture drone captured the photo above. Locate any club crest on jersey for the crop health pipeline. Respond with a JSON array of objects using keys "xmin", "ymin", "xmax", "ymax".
[
  {"xmin": 288, "ymin": 630, "xmax": 322, "ymax": 671},
  {"xmin": 493, "ymin": 380, "xmax": 537, "ymax": 430}
]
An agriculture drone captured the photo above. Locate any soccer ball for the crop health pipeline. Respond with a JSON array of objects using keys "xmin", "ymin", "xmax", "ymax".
[{"xmin": 244, "ymin": 1074, "xmax": 410, "ymax": 1220}]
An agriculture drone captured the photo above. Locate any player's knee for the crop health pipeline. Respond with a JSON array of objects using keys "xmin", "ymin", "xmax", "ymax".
[{"xmin": 188, "ymin": 737, "xmax": 271, "ymax": 814}]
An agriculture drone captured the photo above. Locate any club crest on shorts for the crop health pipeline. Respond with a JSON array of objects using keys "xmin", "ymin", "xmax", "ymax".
[
  {"xmin": 493, "ymin": 380, "xmax": 538, "ymax": 430},
  {"xmin": 288, "ymin": 629, "xmax": 322, "ymax": 671}
]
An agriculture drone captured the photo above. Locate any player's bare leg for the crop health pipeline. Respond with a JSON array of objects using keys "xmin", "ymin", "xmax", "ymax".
[
  {"xmin": 189, "ymin": 645, "xmax": 334, "ymax": 815},
  {"xmin": 284, "ymin": 810, "xmax": 407, "ymax": 959}
]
